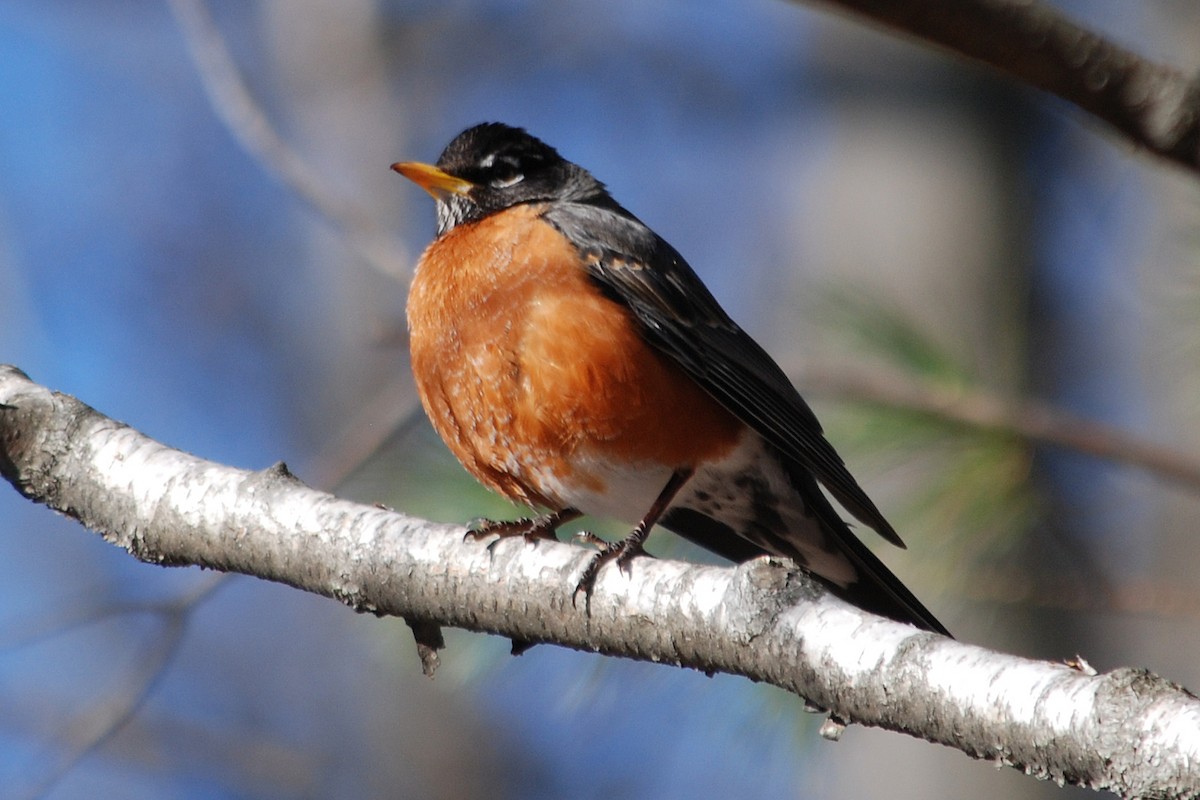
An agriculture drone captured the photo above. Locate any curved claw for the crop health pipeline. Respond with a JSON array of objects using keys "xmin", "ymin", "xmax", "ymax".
[
  {"xmin": 464, "ymin": 508, "xmax": 582, "ymax": 545},
  {"xmin": 571, "ymin": 537, "xmax": 649, "ymax": 610},
  {"xmin": 571, "ymin": 467, "xmax": 690, "ymax": 610}
]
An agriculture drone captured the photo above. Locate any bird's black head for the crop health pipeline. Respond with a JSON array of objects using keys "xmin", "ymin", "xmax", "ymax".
[{"xmin": 394, "ymin": 123, "xmax": 613, "ymax": 236}]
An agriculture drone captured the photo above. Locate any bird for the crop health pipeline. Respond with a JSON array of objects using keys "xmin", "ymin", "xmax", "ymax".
[{"xmin": 392, "ymin": 122, "xmax": 948, "ymax": 636}]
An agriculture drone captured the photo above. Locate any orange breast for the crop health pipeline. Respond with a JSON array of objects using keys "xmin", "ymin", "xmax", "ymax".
[{"xmin": 407, "ymin": 203, "xmax": 743, "ymax": 510}]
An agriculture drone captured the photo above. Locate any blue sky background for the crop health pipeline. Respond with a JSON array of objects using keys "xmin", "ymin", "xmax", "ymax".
[{"xmin": 1, "ymin": 1, "xmax": 1198, "ymax": 798}]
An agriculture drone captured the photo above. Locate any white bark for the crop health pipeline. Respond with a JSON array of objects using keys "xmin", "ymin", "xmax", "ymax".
[{"xmin": 1, "ymin": 364, "xmax": 1197, "ymax": 798}]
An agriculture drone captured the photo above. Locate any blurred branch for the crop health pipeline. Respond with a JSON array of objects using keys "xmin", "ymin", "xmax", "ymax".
[
  {"xmin": 802, "ymin": 0, "xmax": 1200, "ymax": 174},
  {"xmin": 969, "ymin": 567, "xmax": 1200, "ymax": 623},
  {"xmin": 796, "ymin": 361, "xmax": 1200, "ymax": 493},
  {"xmin": 0, "ymin": 574, "xmax": 227, "ymax": 653},
  {"xmin": 16, "ymin": 575, "xmax": 227, "ymax": 800},
  {"xmin": 304, "ymin": 372, "xmax": 423, "ymax": 491},
  {"xmin": 167, "ymin": 0, "xmax": 411, "ymax": 281},
  {"xmin": 2, "ymin": 365, "xmax": 1199, "ymax": 799}
]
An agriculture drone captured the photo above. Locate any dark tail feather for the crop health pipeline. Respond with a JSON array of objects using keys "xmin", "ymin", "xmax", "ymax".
[
  {"xmin": 662, "ymin": 495, "xmax": 950, "ymax": 637},
  {"xmin": 788, "ymin": 468, "xmax": 950, "ymax": 637},
  {"xmin": 816, "ymin": 518, "xmax": 950, "ymax": 636}
]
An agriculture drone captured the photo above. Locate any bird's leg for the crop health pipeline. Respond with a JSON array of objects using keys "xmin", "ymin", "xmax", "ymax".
[
  {"xmin": 466, "ymin": 508, "xmax": 581, "ymax": 545},
  {"xmin": 573, "ymin": 467, "xmax": 694, "ymax": 606}
]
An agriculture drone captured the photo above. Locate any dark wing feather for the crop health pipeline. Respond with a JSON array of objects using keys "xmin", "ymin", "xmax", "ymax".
[{"xmin": 544, "ymin": 201, "xmax": 904, "ymax": 548}]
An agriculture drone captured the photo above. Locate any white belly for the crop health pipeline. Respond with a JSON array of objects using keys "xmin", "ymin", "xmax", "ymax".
[{"xmin": 537, "ymin": 429, "xmax": 857, "ymax": 587}]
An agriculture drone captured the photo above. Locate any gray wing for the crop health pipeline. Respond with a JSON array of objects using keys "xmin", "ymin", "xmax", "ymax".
[{"xmin": 543, "ymin": 201, "xmax": 904, "ymax": 547}]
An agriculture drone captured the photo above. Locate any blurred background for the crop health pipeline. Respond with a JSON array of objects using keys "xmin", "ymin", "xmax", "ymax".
[{"xmin": 1, "ymin": 0, "xmax": 1199, "ymax": 797}]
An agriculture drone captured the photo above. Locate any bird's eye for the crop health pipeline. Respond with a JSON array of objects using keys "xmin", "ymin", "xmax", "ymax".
[
  {"xmin": 490, "ymin": 170, "xmax": 524, "ymax": 189},
  {"xmin": 476, "ymin": 152, "xmax": 528, "ymax": 189},
  {"xmin": 488, "ymin": 163, "xmax": 524, "ymax": 189}
]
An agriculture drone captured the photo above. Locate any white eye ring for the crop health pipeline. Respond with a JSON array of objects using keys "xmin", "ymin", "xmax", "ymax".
[{"xmin": 491, "ymin": 172, "xmax": 524, "ymax": 189}]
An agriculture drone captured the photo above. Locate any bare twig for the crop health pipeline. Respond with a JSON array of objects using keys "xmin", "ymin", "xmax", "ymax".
[
  {"xmin": 303, "ymin": 373, "xmax": 424, "ymax": 492},
  {"xmin": 17, "ymin": 575, "xmax": 228, "ymax": 800},
  {"xmin": 2, "ymin": 364, "xmax": 1199, "ymax": 799},
  {"xmin": 797, "ymin": 362, "xmax": 1200, "ymax": 493},
  {"xmin": 967, "ymin": 567, "xmax": 1200, "ymax": 622},
  {"xmin": 803, "ymin": 0, "xmax": 1200, "ymax": 173},
  {"xmin": 0, "ymin": 575, "xmax": 227, "ymax": 653},
  {"xmin": 167, "ymin": 0, "xmax": 410, "ymax": 280}
]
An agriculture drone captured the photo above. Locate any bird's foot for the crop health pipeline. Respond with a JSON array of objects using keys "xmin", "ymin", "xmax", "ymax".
[
  {"xmin": 572, "ymin": 532, "xmax": 651, "ymax": 608},
  {"xmin": 466, "ymin": 516, "xmax": 553, "ymax": 542},
  {"xmin": 465, "ymin": 508, "xmax": 581, "ymax": 549}
]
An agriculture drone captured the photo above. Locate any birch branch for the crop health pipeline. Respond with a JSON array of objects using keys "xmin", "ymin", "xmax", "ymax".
[{"xmin": 1, "ymin": 364, "xmax": 1197, "ymax": 798}]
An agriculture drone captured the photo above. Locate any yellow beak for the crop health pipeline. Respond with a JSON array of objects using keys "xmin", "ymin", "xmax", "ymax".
[{"xmin": 391, "ymin": 161, "xmax": 474, "ymax": 199}]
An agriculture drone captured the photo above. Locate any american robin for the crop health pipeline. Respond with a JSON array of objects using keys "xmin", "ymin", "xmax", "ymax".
[{"xmin": 393, "ymin": 122, "xmax": 948, "ymax": 636}]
